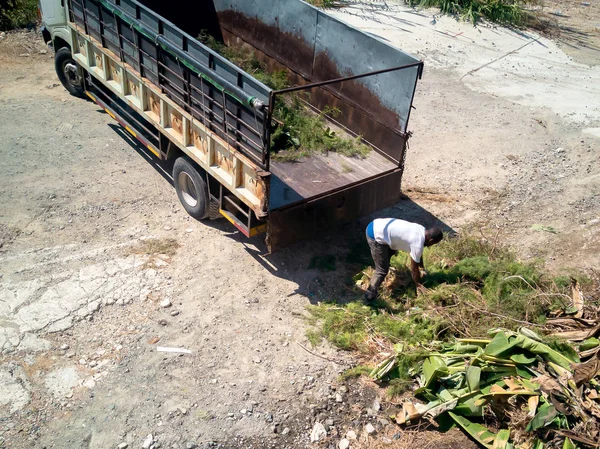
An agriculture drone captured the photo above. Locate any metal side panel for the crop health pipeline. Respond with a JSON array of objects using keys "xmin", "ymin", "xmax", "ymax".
[
  {"xmin": 266, "ymin": 169, "xmax": 404, "ymax": 252},
  {"xmin": 70, "ymin": 26, "xmax": 269, "ymax": 218}
]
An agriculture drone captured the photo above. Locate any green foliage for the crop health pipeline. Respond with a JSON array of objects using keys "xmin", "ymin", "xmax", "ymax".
[
  {"xmin": 308, "ymin": 254, "xmax": 337, "ymax": 272},
  {"xmin": 338, "ymin": 365, "xmax": 372, "ymax": 381},
  {"xmin": 406, "ymin": 0, "xmax": 533, "ymax": 26},
  {"xmin": 0, "ymin": 0, "xmax": 38, "ymax": 31},
  {"xmin": 198, "ymin": 31, "xmax": 371, "ymax": 162}
]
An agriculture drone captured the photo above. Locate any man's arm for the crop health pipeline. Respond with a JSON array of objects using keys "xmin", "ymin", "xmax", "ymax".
[{"xmin": 410, "ymin": 258, "xmax": 422, "ymax": 286}]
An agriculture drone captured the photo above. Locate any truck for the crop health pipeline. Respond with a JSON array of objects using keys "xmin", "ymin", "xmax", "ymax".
[{"xmin": 39, "ymin": 0, "xmax": 423, "ymax": 252}]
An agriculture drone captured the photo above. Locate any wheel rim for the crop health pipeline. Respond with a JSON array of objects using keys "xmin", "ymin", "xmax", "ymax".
[
  {"xmin": 178, "ymin": 171, "xmax": 198, "ymax": 208},
  {"xmin": 64, "ymin": 61, "xmax": 82, "ymax": 87}
]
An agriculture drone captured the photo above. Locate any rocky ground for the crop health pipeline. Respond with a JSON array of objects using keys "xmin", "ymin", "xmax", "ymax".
[{"xmin": 0, "ymin": 2, "xmax": 599, "ymax": 448}]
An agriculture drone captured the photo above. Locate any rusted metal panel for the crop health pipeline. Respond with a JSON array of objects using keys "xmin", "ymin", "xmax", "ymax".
[
  {"xmin": 266, "ymin": 169, "xmax": 405, "ymax": 252},
  {"xmin": 213, "ymin": 0, "xmax": 421, "ymax": 164}
]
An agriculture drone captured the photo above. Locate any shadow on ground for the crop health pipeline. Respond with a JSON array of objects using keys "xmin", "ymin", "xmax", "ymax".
[{"xmin": 110, "ymin": 121, "xmax": 455, "ymax": 305}]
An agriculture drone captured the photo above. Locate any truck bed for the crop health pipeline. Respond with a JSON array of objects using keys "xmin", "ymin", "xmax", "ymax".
[{"xmin": 270, "ymin": 150, "xmax": 397, "ymax": 210}]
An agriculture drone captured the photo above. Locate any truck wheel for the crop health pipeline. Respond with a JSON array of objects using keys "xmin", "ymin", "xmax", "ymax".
[
  {"xmin": 55, "ymin": 48, "xmax": 85, "ymax": 98},
  {"xmin": 173, "ymin": 158, "xmax": 210, "ymax": 220}
]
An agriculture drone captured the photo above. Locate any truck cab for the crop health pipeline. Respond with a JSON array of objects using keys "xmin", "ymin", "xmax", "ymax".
[{"xmin": 39, "ymin": 0, "xmax": 71, "ymax": 50}]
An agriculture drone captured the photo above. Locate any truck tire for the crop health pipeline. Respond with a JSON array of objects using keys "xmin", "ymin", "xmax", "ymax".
[
  {"xmin": 55, "ymin": 48, "xmax": 85, "ymax": 98},
  {"xmin": 173, "ymin": 157, "xmax": 210, "ymax": 220}
]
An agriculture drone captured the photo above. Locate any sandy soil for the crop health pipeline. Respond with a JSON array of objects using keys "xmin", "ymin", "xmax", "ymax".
[{"xmin": 0, "ymin": 2, "xmax": 599, "ymax": 447}]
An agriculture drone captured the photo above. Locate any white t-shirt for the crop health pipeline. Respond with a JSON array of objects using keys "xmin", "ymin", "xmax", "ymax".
[{"xmin": 372, "ymin": 218, "xmax": 426, "ymax": 263}]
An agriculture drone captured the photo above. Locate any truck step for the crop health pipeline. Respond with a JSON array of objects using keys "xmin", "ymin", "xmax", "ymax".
[{"xmin": 219, "ymin": 208, "xmax": 266, "ymax": 238}]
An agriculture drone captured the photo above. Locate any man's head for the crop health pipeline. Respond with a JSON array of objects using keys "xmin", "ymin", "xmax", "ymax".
[{"xmin": 424, "ymin": 227, "xmax": 444, "ymax": 247}]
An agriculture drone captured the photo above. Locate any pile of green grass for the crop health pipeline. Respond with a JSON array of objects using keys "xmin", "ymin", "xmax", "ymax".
[
  {"xmin": 0, "ymin": 0, "xmax": 38, "ymax": 31},
  {"xmin": 406, "ymin": 0, "xmax": 535, "ymax": 26},
  {"xmin": 198, "ymin": 32, "xmax": 371, "ymax": 162},
  {"xmin": 307, "ymin": 232, "xmax": 589, "ymax": 396}
]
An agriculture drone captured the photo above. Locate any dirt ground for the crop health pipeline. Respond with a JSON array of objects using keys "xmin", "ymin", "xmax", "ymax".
[{"xmin": 0, "ymin": 1, "xmax": 599, "ymax": 448}]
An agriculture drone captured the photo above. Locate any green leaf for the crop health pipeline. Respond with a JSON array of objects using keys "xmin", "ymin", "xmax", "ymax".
[
  {"xmin": 511, "ymin": 333, "xmax": 579, "ymax": 368},
  {"xmin": 485, "ymin": 331, "xmax": 511, "ymax": 356},
  {"xmin": 422, "ymin": 356, "xmax": 449, "ymax": 388},
  {"xmin": 580, "ymin": 337, "xmax": 600, "ymax": 351},
  {"xmin": 531, "ymin": 224, "xmax": 558, "ymax": 234},
  {"xmin": 510, "ymin": 353, "xmax": 537, "ymax": 365},
  {"xmin": 525, "ymin": 403, "xmax": 557, "ymax": 432},
  {"xmin": 562, "ymin": 437, "xmax": 575, "ymax": 449},
  {"xmin": 466, "ymin": 365, "xmax": 482, "ymax": 392},
  {"xmin": 493, "ymin": 429, "xmax": 511, "ymax": 449},
  {"xmin": 449, "ymin": 412, "xmax": 495, "ymax": 449}
]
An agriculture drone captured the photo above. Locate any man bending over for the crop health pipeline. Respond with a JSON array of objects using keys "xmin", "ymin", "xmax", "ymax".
[{"xmin": 364, "ymin": 218, "xmax": 443, "ymax": 301}]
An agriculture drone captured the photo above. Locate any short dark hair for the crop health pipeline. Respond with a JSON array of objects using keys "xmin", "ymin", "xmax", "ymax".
[{"xmin": 426, "ymin": 227, "xmax": 444, "ymax": 244}]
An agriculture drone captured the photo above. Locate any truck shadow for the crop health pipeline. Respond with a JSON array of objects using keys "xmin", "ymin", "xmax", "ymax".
[
  {"xmin": 238, "ymin": 197, "xmax": 455, "ymax": 305},
  {"xmin": 110, "ymin": 121, "xmax": 454, "ymax": 305}
]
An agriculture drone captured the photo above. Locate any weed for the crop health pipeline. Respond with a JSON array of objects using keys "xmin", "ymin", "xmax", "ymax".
[
  {"xmin": 309, "ymin": 254, "xmax": 337, "ymax": 272},
  {"xmin": 338, "ymin": 365, "xmax": 372, "ymax": 381},
  {"xmin": 406, "ymin": 0, "xmax": 536, "ymax": 26},
  {"xmin": 129, "ymin": 238, "xmax": 180, "ymax": 257},
  {"xmin": 198, "ymin": 32, "xmax": 371, "ymax": 162}
]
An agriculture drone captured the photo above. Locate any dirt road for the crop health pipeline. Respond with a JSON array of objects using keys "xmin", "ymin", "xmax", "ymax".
[{"xmin": 0, "ymin": 3, "xmax": 599, "ymax": 447}]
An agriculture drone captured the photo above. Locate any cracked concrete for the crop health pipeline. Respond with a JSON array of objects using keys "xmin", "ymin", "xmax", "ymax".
[
  {"xmin": 1, "ymin": 251, "xmax": 164, "ymax": 354},
  {"xmin": 0, "ymin": 365, "xmax": 31, "ymax": 413}
]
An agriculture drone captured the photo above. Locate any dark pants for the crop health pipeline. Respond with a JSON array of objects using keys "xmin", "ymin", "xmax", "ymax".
[{"xmin": 366, "ymin": 236, "xmax": 397, "ymax": 299}]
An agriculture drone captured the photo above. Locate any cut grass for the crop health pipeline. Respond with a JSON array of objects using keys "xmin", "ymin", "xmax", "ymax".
[
  {"xmin": 406, "ymin": 0, "xmax": 537, "ymax": 26},
  {"xmin": 128, "ymin": 238, "xmax": 180, "ymax": 257},
  {"xmin": 198, "ymin": 32, "xmax": 371, "ymax": 162},
  {"xmin": 306, "ymin": 231, "xmax": 591, "ymax": 397}
]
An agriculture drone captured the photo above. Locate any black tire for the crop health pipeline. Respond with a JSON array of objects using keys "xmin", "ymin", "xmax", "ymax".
[
  {"xmin": 55, "ymin": 47, "xmax": 85, "ymax": 98},
  {"xmin": 173, "ymin": 157, "xmax": 210, "ymax": 220}
]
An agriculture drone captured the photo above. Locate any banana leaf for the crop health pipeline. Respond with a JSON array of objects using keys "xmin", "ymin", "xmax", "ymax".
[
  {"xmin": 525, "ymin": 403, "xmax": 557, "ymax": 432},
  {"xmin": 466, "ymin": 365, "xmax": 482, "ymax": 392},
  {"xmin": 562, "ymin": 437, "xmax": 576, "ymax": 449},
  {"xmin": 511, "ymin": 353, "xmax": 537, "ymax": 365},
  {"xmin": 580, "ymin": 338, "xmax": 599, "ymax": 352},
  {"xmin": 493, "ymin": 429, "xmax": 511, "ymax": 449},
  {"xmin": 449, "ymin": 412, "xmax": 496, "ymax": 449},
  {"xmin": 422, "ymin": 356, "xmax": 449, "ymax": 388},
  {"xmin": 510, "ymin": 333, "xmax": 580, "ymax": 368}
]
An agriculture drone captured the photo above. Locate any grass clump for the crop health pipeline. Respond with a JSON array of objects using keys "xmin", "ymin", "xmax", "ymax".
[
  {"xmin": 406, "ymin": 0, "xmax": 536, "ymax": 26},
  {"xmin": 0, "ymin": 0, "xmax": 38, "ymax": 31},
  {"xmin": 198, "ymin": 32, "xmax": 371, "ymax": 162},
  {"xmin": 129, "ymin": 238, "xmax": 180, "ymax": 257}
]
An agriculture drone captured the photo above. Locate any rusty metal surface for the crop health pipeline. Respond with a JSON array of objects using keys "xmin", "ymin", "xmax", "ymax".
[
  {"xmin": 266, "ymin": 169, "xmax": 405, "ymax": 252},
  {"xmin": 213, "ymin": 0, "xmax": 422, "ymax": 164}
]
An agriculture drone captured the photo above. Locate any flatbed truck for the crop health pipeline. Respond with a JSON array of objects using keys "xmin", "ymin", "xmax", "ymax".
[{"xmin": 39, "ymin": 0, "xmax": 423, "ymax": 251}]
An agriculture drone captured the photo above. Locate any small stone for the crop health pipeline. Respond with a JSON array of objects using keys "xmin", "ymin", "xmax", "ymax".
[
  {"xmin": 271, "ymin": 425, "xmax": 278, "ymax": 434},
  {"xmin": 281, "ymin": 427, "xmax": 290, "ymax": 436},
  {"xmin": 66, "ymin": 352, "xmax": 75, "ymax": 358},
  {"xmin": 372, "ymin": 400, "xmax": 381, "ymax": 411},
  {"xmin": 79, "ymin": 359, "xmax": 87, "ymax": 365},
  {"xmin": 310, "ymin": 422, "xmax": 327, "ymax": 442},
  {"xmin": 39, "ymin": 49, "xmax": 48, "ymax": 54},
  {"xmin": 338, "ymin": 438, "xmax": 350, "ymax": 449},
  {"xmin": 240, "ymin": 409, "xmax": 247, "ymax": 414},
  {"xmin": 170, "ymin": 310, "xmax": 180, "ymax": 316},
  {"xmin": 164, "ymin": 226, "xmax": 172, "ymax": 231},
  {"xmin": 118, "ymin": 443, "xmax": 128, "ymax": 449},
  {"xmin": 141, "ymin": 434, "xmax": 153, "ymax": 449},
  {"xmin": 60, "ymin": 344, "xmax": 70, "ymax": 350},
  {"xmin": 179, "ymin": 408, "xmax": 188, "ymax": 415},
  {"xmin": 158, "ymin": 319, "xmax": 168, "ymax": 326},
  {"xmin": 89, "ymin": 361, "xmax": 98, "ymax": 368},
  {"xmin": 379, "ymin": 418, "xmax": 390, "ymax": 426},
  {"xmin": 253, "ymin": 358, "xmax": 262, "ymax": 364},
  {"xmin": 160, "ymin": 298, "xmax": 172, "ymax": 308},
  {"xmin": 346, "ymin": 430, "xmax": 357, "ymax": 440},
  {"xmin": 227, "ymin": 413, "xmax": 235, "ymax": 418},
  {"xmin": 338, "ymin": 386, "xmax": 348, "ymax": 394},
  {"xmin": 83, "ymin": 378, "xmax": 96, "ymax": 389},
  {"xmin": 186, "ymin": 228, "xmax": 194, "ymax": 233},
  {"xmin": 335, "ymin": 393, "xmax": 343, "ymax": 403},
  {"xmin": 325, "ymin": 418, "xmax": 334, "ymax": 427},
  {"xmin": 365, "ymin": 423, "xmax": 376, "ymax": 434},
  {"xmin": 185, "ymin": 442, "xmax": 197, "ymax": 449}
]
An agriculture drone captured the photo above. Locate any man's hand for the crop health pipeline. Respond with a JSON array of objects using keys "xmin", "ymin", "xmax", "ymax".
[{"xmin": 416, "ymin": 284, "xmax": 430, "ymax": 296}]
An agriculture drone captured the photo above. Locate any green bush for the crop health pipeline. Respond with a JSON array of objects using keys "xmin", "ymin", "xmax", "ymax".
[{"xmin": 0, "ymin": 0, "xmax": 38, "ymax": 31}]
